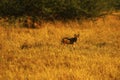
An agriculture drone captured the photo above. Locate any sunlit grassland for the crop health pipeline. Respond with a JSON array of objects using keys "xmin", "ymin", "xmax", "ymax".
[{"xmin": 0, "ymin": 14, "xmax": 120, "ymax": 80}]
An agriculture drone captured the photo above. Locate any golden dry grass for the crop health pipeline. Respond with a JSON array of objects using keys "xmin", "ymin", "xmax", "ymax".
[{"xmin": 0, "ymin": 14, "xmax": 120, "ymax": 80}]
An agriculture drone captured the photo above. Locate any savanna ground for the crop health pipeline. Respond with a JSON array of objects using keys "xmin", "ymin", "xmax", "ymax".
[{"xmin": 0, "ymin": 13, "xmax": 120, "ymax": 80}]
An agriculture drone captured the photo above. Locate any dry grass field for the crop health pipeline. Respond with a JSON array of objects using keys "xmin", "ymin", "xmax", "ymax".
[{"xmin": 0, "ymin": 14, "xmax": 120, "ymax": 80}]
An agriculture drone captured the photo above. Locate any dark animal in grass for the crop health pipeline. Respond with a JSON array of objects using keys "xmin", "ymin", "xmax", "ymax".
[{"xmin": 61, "ymin": 34, "xmax": 79, "ymax": 44}]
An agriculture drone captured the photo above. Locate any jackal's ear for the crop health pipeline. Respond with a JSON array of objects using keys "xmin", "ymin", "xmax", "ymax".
[
  {"xmin": 74, "ymin": 34, "xmax": 80, "ymax": 37},
  {"xmin": 77, "ymin": 34, "xmax": 80, "ymax": 37}
]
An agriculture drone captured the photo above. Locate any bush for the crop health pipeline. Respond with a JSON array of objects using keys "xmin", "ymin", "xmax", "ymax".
[{"xmin": 0, "ymin": 0, "xmax": 118, "ymax": 20}]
